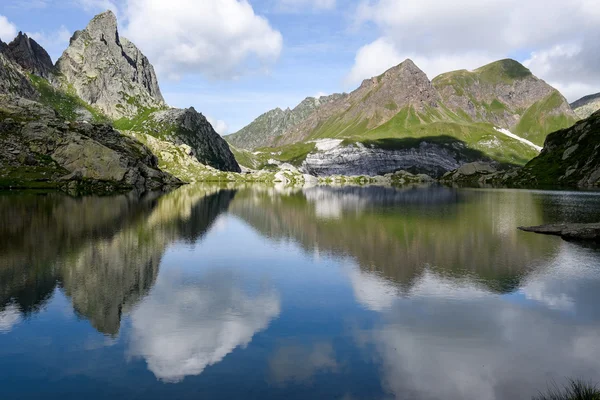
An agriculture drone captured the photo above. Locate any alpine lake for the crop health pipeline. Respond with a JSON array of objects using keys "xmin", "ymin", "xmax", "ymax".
[{"xmin": 1, "ymin": 183, "xmax": 600, "ymax": 400}]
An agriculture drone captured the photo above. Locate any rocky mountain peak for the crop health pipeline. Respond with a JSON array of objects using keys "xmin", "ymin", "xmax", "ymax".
[
  {"xmin": 1, "ymin": 32, "xmax": 55, "ymax": 78},
  {"xmin": 56, "ymin": 10, "xmax": 165, "ymax": 119}
]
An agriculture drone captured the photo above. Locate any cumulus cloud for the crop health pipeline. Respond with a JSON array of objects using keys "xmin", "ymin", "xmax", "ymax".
[
  {"xmin": 129, "ymin": 270, "xmax": 280, "ymax": 382},
  {"xmin": 122, "ymin": 0, "xmax": 283, "ymax": 80},
  {"xmin": 206, "ymin": 116, "xmax": 230, "ymax": 136},
  {"xmin": 0, "ymin": 15, "xmax": 18, "ymax": 42},
  {"xmin": 348, "ymin": 0, "xmax": 600, "ymax": 100}
]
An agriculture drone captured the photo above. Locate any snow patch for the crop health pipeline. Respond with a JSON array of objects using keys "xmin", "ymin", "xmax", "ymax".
[
  {"xmin": 311, "ymin": 139, "xmax": 344, "ymax": 152},
  {"xmin": 494, "ymin": 128, "xmax": 543, "ymax": 152}
]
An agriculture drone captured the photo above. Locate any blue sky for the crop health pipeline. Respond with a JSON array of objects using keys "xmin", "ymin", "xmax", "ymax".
[{"xmin": 1, "ymin": 0, "xmax": 599, "ymax": 134}]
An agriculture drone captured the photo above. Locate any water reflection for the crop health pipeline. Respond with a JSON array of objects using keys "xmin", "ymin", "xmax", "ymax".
[
  {"xmin": 129, "ymin": 270, "xmax": 280, "ymax": 383},
  {"xmin": 1, "ymin": 184, "xmax": 600, "ymax": 399},
  {"xmin": 231, "ymin": 186, "xmax": 556, "ymax": 294},
  {"xmin": 354, "ymin": 244, "xmax": 600, "ymax": 400},
  {"xmin": 0, "ymin": 186, "xmax": 236, "ymax": 335}
]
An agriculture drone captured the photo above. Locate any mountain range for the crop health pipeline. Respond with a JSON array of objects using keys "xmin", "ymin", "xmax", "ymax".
[
  {"xmin": 0, "ymin": 10, "xmax": 599, "ymax": 192},
  {"xmin": 227, "ymin": 59, "xmax": 583, "ymax": 177}
]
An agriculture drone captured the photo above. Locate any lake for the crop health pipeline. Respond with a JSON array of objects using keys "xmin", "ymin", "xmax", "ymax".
[{"xmin": 1, "ymin": 184, "xmax": 600, "ymax": 400}]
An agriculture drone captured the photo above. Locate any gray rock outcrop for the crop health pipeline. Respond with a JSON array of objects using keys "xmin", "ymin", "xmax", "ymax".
[
  {"xmin": 0, "ymin": 95, "xmax": 180, "ymax": 194},
  {"xmin": 571, "ymin": 93, "xmax": 600, "ymax": 120},
  {"xmin": 149, "ymin": 107, "xmax": 241, "ymax": 172},
  {"xmin": 519, "ymin": 224, "xmax": 600, "ymax": 242},
  {"xmin": 302, "ymin": 141, "xmax": 486, "ymax": 178},
  {"xmin": 56, "ymin": 10, "xmax": 165, "ymax": 119},
  {"xmin": 0, "ymin": 52, "xmax": 38, "ymax": 99},
  {"xmin": 2, "ymin": 32, "xmax": 55, "ymax": 78}
]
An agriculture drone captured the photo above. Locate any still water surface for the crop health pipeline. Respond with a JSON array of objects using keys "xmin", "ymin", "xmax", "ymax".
[{"xmin": 1, "ymin": 185, "xmax": 600, "ymax": 399}]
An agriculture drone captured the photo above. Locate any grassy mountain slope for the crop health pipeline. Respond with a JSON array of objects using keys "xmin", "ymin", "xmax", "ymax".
[{"xmin": 233, "ymin": 59, "xmax": 576, "ymax": 174}]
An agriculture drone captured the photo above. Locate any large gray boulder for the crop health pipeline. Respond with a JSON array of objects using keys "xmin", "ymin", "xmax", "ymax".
[
  {"xmin": 0, "ymin": 95, "xmax": 181, "ymax": 194},
  {"xmin": 56, "ymin": 10, "xmax": 165, "ymax": 119}
]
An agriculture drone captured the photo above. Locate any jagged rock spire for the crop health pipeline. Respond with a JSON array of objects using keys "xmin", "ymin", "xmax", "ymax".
[
  {"xmin": 2, "ymin": 32, "xmax": 55, "ymax": 78},
  {"xmin": 56, "ymin": 10, "xmax": 165, "ymax": 119}
]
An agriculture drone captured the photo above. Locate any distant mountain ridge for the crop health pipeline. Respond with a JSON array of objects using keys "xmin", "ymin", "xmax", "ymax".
[
  {"xmin": 226, "ymin": 93, "xmax": 347, "ymax": 149},
  {"xmin": 229, "ymin": 58, "xmax": 577, "ymax": 177},
  {"xmin": 571, "ymin": 92, "xmax": 600, "ymax": 119}
]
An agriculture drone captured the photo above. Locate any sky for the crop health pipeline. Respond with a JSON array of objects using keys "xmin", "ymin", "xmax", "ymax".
[{"xmin": 0, "ymin": 0, "xmax": 599, "ymax": 134}]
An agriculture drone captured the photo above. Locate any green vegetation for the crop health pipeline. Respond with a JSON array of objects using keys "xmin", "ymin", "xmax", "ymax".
[
  {"xmin": 514, "ymin": 91, "xmax": 578, "ymax": 146},
  {"xmin": 475, "ymin": 59, "xmax": 532, "ymax": 84},
  {"xmin": 533, "ymin": 380, "xmax": 600, "ymax": 400},
  {"xmin": 29, "ymin": 74, "xmax": 107, "ymax": 123},
  {"xmin": 113, "ymin": 106, "xmax": 163, "ymax": 133}
]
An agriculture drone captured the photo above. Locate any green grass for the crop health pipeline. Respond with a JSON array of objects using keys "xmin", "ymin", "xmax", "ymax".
[
  {"xmin": 113, "ymin": 107, "xmax": 162, "ymax": 132},
  {"xmin": 533, "ymin": 380, "xmax": 600, "ymax": 400},
  {"xmin": 514, "ymin": 91, "xmax": 578, "ymax": 145},
  {"xmin": 29, "ymin": 74, "xmax": 107, "ymax": 123}
]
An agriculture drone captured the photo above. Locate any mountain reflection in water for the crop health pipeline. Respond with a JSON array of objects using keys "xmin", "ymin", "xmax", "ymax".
[{"xmin": 1, "ymin": 184, "xmax": 600, "ymax": 400}]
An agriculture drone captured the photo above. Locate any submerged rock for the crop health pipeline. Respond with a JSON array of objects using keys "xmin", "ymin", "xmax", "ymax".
[{"xmin": 519, "ymin": 224, "xmax": 600, "ymax": 242}]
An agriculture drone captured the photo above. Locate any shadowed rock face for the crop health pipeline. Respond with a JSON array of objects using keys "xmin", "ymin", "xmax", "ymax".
[
  {"xmin": 56, "ymin": 11, "xmax": 165, "ymax": 119},
  {"xmin": 150, "ymin": 107, "xmax": 241, "ymax": 173},
  {"xmin": 2, "ymin": 32, "xmax": 55, "ymax": 78},
  {"xmin": 502, "ymin": 111, "xmax": 600, "ymax": 188},
  {"xmin": 0, "ymin": 52, "xmax": 38, "ymax": 99}
]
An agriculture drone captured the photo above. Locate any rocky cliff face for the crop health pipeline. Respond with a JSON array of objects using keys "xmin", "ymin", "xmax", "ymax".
[
  {"xmin": 0, "ymin": 52, "xmax": 38, "ymax": 99},
  {"xmin": 1, "ymin": 32, "xmax": 55, "ymax": 79},
  {"xmin": 227, "ymin": 93, "xmax": 347, "ymax": 149},
  {"xmin": 508, "ymin": 110, "xmax": 600, "ymax": 187},
  {"xmin": 0, "ymin": 95, "xmax": 180, "ymax": 194},
  {"xmin": 302, "ymin": 140, "xmax": 487, "ymax": 178},
  {"xmin": 433, "ymin": 59, "xmax": 576, "ymax": 146},
  {"xmin": 149, "ymin": 107, "xmax": 241, "ymax": 172},
  {"xmin": 56, "ymin": 11, "xmax": 165, "ymax": 119},
  {"xmin": 571, "ymin": 93, "xmax": 600, "ymax": 119}
]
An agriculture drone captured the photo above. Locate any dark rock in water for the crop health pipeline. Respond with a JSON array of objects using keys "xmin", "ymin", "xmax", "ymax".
[
  {"xmin": 518, "ymin": 223, "xmax": 600, "ymax": 242},
  {"xmin": 3, "ymin": 32, "xmax": 55, "ymax": 78}
]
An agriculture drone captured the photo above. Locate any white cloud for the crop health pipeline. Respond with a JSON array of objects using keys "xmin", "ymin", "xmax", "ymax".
[
  {"xmin": 0, "ymin": 15, "xmax": 18, "ymax": 42},
  {"xmin": 206, "ymin": 116, "xmax": 230, "ymax": 135},
  {"xmin": 129, "ymin": 270, "xmax": 280, "ymax": 382},
  {"xmin": 122, "ymin": 0, "xmax": 283, "ymax": 80},
  {"xmin": 348, "ymin": 0, "xmax": 600, "ymax": 100},
  {"xmin": 0, "ymin": 304, "xmax": 22, "ymax": 333},
  {"xmin": 346, "ymin": 37, "xmax": 496, "ymax": 86}
]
